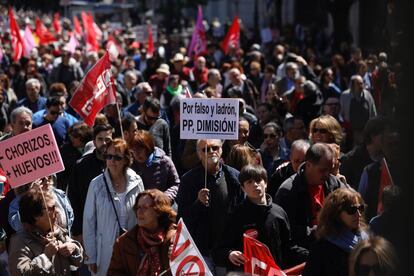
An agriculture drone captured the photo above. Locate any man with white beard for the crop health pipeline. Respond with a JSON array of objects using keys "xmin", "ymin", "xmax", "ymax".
[{"xmin": 177, "ymin": 139, "xmax": 244, "ymax": 274}]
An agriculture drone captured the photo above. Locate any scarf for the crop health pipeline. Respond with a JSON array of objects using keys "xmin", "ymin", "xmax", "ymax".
[
  {"xmin": 326, "ymin": 229, "xmax": 369, "ymax": 252},
  {"xmin": 166, "ymin": 84, "xmax": 183, "ymax": 96},
  {"xmin": 137, "ymin": 227, "xmax": 165, "ymax": 276}
]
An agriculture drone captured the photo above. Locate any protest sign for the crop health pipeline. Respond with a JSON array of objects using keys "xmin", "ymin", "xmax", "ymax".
[
  {"xmin": 180, "ymin": 98, "xmax": 239, "ymax": 140},
  {"xmin": 169, "ymin": 218, "xmax": 213, "ymax": 276},
  {"xmin": 0, "ymin": 124, "xmax": 64, "ymax": 188}
]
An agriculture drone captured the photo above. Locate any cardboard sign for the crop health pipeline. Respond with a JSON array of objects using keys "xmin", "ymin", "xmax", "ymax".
[
  {"xmin": 180, "ymin": 98, "xmax": 239, "ymax": 140},
  {"xmin": 0, "ymin": 124, "xmax": 65, "ymax": 188},
  {"xmin": 169, "ymin": 218, "xmax": 213, "ymax": 276}
]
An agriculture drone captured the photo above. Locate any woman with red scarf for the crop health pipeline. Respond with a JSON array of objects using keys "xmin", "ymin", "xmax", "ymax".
[{"xmin": 108, "ymin": 189, "xmax": 177, "ymax": 275}]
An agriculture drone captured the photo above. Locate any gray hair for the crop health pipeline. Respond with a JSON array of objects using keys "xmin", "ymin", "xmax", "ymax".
[
  {"xmin": 207, "ymin": 68, "xmax": 220, "ymax": 79},
  {"xmin": 291, "ymin": 139, "xmax": 310, "ymax": 154},
  {"xmin": 10, "ymin": 106, "xmax": 33, "ymax": 124},
  {"xmin": 124, "ymin": 70, "xmax": 137, "ymax": 80},
  {"xmin": 136, "ymin": 82, "xmax": 151, "ymax": 94},
  {"xmin": 25, "ymin": 78, "xmax": 41, "ymax": 88}
]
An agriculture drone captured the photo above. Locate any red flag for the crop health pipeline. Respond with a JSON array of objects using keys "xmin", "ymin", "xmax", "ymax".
[
  {"xmin": 106, "ymin": 34, "xmax": 124, "ymax": 56},
  {"xmin": 221, "ymin": 16, "xmax": 240, "ymax": 54},
  {"xmin": 147, "ymin": 25, "xmax": 154, "ymax": 57},
  {"xmin": 53, "ymin": 12, "xmax": 62, "ymax": 34},
  {"xmin": 184, "ymin": 86, "xmax": 192, "ymax": 98},
  {"xmin": 9, "ymin": 8, "xmax": 25, "ymax": 61},
  {"xmin": 81, "ymin": 12, "xmax": 99, "ymax": 52},
  {"xmin": 244, "ymin": 234, "xmax": 286, "ymax": 276},
  {"xmin": 35, "ymin": 17, "xmax": 56, "ymax": 44},
  {"xmin": 73, "ymin": 15, "xmax": 83, "ymax": 37},
  {"xmin": 377, "ymin": 158, "xmax": 394, "ymax": 214},
  {"xmin": 69, "ymin": 51, "xmax": 116, "ymax": 127}
]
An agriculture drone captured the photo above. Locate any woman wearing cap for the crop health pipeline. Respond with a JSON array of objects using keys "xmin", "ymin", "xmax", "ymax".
[{"xmin": 303, "ymin": 188, "xmax": 369, "ymax": 276}]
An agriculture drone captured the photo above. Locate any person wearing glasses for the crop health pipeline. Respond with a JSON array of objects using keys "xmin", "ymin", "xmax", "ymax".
[
  {"xmin": 8, "ymin": 186, "xmax": 83, "ymax": 275},
  {"xmin": 349, "ymin": 236, "xmax": 398, "ymax": 276},
  {"xmin": 136, "ymin": 97, "xmax": 172, "ymax": 156},
  {"xmin": 83, "ymin": 138, "xmax": 144, "ymax": 276},
  {"xmin": 108, "ymin": 189, "xmax": 177, "ymax": 275},
  {"xmin": 309, "ymin": 115, "xmax": 343, "ymax": 145},
  {"xmin": 32, "ymin": 96, "xmax": 72, "ymax": 146},
  {"xmin": 303, "ymin": 188, "xmax": 369, "ymax": 276},
  {"xmin": 275, "ymin": 143, "xmax": 347, "ymax": 250},
  {"xmin": 177, "ymin": 139, "xmax": 244, "ymax": 274},
  {"xmin": 259, "ymin": 122, "xmax": 285, "ymax": 179}
]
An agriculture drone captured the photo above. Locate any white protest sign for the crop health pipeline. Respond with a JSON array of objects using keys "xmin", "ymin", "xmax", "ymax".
[
  {"xmin": 169, "ymin": 218, "xmax": 213, "ymax": 276},
  {"xmin": 0, "ymin": 124, "xmax": 65, "ymax": 188},
  {"xmin": 180, "ymin": 98, "xmax": 239, "ymax": 140}
]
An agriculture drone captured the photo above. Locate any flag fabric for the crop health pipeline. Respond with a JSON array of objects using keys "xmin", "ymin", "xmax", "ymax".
[
  {"xmin": 69, "ymin": 51, "xmax": 116, "ymax": 127},
  {"xmin": 377, "ymin": 158, "xmax": 394, "ymax": 214},
  {"xmin": 147, "ymin": 25, "xmax": 154, "ymax": 57},
  {"xmin": 188, "ymin": 5, "xmax": 206, "ymax": 57},
  {"xmin": 23, "ymin": 26, "xmax": 37, "ymax": 57},
  {"xmin": 169, "ymin": 218, "xmax": 213, "ymax": 276},
  {"xmin": 35, "ymin": 17, "xmax": 56, "ymax": 44},
  {"xmin": 87, "ymin": 12, "xmax": 103, "ymax": 42},
  {"xmin": 184, "ymin": 86, "xmax": 192, "ymax": 98},
  {"xmin": 244, "ymin": 234, "xmax": 287, "ymax": 276},
  {"xmin": 221, "ymin": 16, "xmax": 240, "ymax": 54},
  {"xmin": 81, "ymin": 12, "xmax": 99, "ymax": 52},
  {"xmin": 106, "ymin": 34, "xmax": 124, "ymax": 58},
  {"xmin": 73, "ymin": 15, "xmax": 83, "ymax": 37},
  {"xmin": 66, "ymin": 33, "xmax": 79, "ymax": 54},
  {"xmin": 53, "ymin": 12, "xmax": 62, "ymax": 34},
  {"xmin": 9, "ymin": 8, "xmax": 25, "ymax": 61}
]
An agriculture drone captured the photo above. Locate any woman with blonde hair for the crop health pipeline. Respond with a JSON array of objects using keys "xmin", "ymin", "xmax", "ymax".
[
  {"xmin": 303, "ymin": 188, "xmax": 368, "ymax": 276},
  {"xmin": 309, "ymin": 114, "xmax": 343, "ymax": 145},
  {"xmin": 349, "ymin": 236, "xmax": 398, "ymax": 276}
]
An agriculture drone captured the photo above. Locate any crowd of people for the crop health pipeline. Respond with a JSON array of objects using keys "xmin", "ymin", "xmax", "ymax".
[{"xmin": 0, "ymin": 4, "xmax": 403, "ymax": 276}]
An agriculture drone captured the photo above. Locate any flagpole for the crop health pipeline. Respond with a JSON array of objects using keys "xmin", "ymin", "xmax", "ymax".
[
  {"xmin": 382, "ymin": 157, "xmax": 394, "ymax": 186},
  {"xmin": 116, "ymin": 102, "xmax": 125, "ymax": 140}
]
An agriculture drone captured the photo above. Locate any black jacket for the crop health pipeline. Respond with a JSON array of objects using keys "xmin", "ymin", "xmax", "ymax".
[
  {"xmin": 302, "ymin": 239, "xmax": 349, "ymax": 276},
  {"xmin": 213, "ymin": 195, "xmax": 308, "ymax": 270},
  {"xmin": 274, "ymin": 165, "xmax": 347, "ymax": 249},
  {"xmin": 176, "ymin": 164, "xmax": 244, "ymax": 256},
  {"xmin": 67, "ymin": 150, "xmax": 105, "ymax": 236},
  {"xmin": 268, "ymin": 162, "xmax": 295, "ymax": 199},
  {"xmin": 340, "ymin": 145, "xmax": 373, "ymax": 190}
]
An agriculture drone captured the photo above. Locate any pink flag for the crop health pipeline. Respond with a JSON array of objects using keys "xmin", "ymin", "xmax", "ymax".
[
  {"xmin": 23, "ymin": 26, "xmax": 36, "ymax": 57},
  {"xmin": 188, "ymin": 6, "xmax": 206, "ymax": 58},
  {"xmin": 66, "ymin": 33, "xmax": 79, "ymax": 54}
]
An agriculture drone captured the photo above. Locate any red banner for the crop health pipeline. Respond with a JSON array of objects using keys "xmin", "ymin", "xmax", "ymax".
[
  {"xmin": 36, "ymin": 17, "xmax": 56, "ymax": 44},
  {"xmin": 147, "ymin": 25, "xmax": 154, "ymax": 57},
  {"xmin": 69, "ymin": 51, "xmax": 116, "ymax": 127},
  {"xmin": 9, "ymin": 8, "xmax": 25, "ymax": 61},
  {"xmin": 221, "ymin": 16, "xmax": 240, "ymax": 54},
  {"xmin": 53, "ymin": 12, "xmax": 62, "ymax": 34},
  {"xmin": 73, "ymin": 15, "xmax": 83, "ymax": 37},
  {"xmin": 244, "ymin": 234, "xmax": 286, "ymax": 276},
  {"xmin": 81, "ymin": 12, "xmax": 99, "ymax": 52}
]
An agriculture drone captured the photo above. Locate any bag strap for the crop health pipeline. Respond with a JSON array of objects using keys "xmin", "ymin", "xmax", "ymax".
[{"xmin": 102, "ymin": 171, "xmax": 123, "ymax": 231}]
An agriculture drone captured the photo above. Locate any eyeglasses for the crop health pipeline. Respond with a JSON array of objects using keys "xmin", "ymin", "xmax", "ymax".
[
  {"xmin": 145, "ymin": 112, "xmax": 160, "ymax": 121},
  {"xmin": 312, "ymin": 128, "xmax": 329, "ymax": 134},
  {"xmin": 200, "ymin": 145, "xmax": 221, "ymax": 153},
  {"xmin": 104, "ymin": 154, "xmax": 124, "ymax": 161},
  {"xmin": 356, "ymin": 264, "xmax": 383, "ymax": 276},
  {"xmin": 344, "ymin": 204, "xmax": 365, "ymax": 215},
  {"xmin": 263, "ymin": 133, "xmax": 278, "ymax": 139}
]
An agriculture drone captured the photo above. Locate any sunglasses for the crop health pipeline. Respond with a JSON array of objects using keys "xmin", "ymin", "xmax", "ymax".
[
  {"xmin": 104, "ymin": 154, "xmax": 124, "ymax": 161},
  {"xmin": 50, "ymin": 111, "xmax": 61, "ymax": 115},
  {"xmin": 201, "ymin": 145, "xmax": 220, "ymax": 153},
  {"xmin": 145, "ymin": 113, "xmax": 160, "ymax": 121},
  {"xmin": 344, "ymin": 204, "xmax": 365, "ymax": 215},
  {"xmin": 264, "ymin": 133, "xmax": 277, "ymax": 139},
  {"xmin": 356, "ymin": 264, "xmax": 383, "ymax": 276},
  {"xmin": 312, "ymin": 128, "xmax": 329, "ymax": 134}
]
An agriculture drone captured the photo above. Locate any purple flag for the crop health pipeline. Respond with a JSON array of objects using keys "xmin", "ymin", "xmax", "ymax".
[{"xmin": 188, "ymin": 6, "xmax": 206, "ymax": 57}]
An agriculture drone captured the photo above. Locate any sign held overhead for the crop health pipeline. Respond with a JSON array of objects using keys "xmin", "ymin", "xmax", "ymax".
[
  {"xmin": 0, "ymin": 124, "xmax": 65, "ymax": 188},
  {"xmin": 180, "ymin": 98, "xmax": 239, "ymax": 140}
]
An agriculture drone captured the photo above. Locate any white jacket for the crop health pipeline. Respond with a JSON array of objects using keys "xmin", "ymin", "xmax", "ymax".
[{"xmin": 83, "ymin": 168, "xmax": 144, "ymax": 276}]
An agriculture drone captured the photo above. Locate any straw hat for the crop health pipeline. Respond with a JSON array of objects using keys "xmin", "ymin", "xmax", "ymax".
[
  {"xmin": 171, "ymin": 53, "xmax": 184, "ymax": 63},
  {"xmin": 156, "ymin": 63, "xmax": 170, "ymax": 75}
]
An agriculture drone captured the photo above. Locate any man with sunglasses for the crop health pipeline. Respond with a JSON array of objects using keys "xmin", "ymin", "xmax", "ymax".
[
  {"xmin": 136, "ymin": 97, "xmax": 172, "ymax": 156},
  {"xmin": 32, "ymin": 96, "xmax": 71, "ymax": 147},
  {"xmin": 275, "ymin": 143, "xmax": 348, "ymax": 250},
  {"xmin": 177, "ymin": 139, "xmax": 244, "ymax": 274}
]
